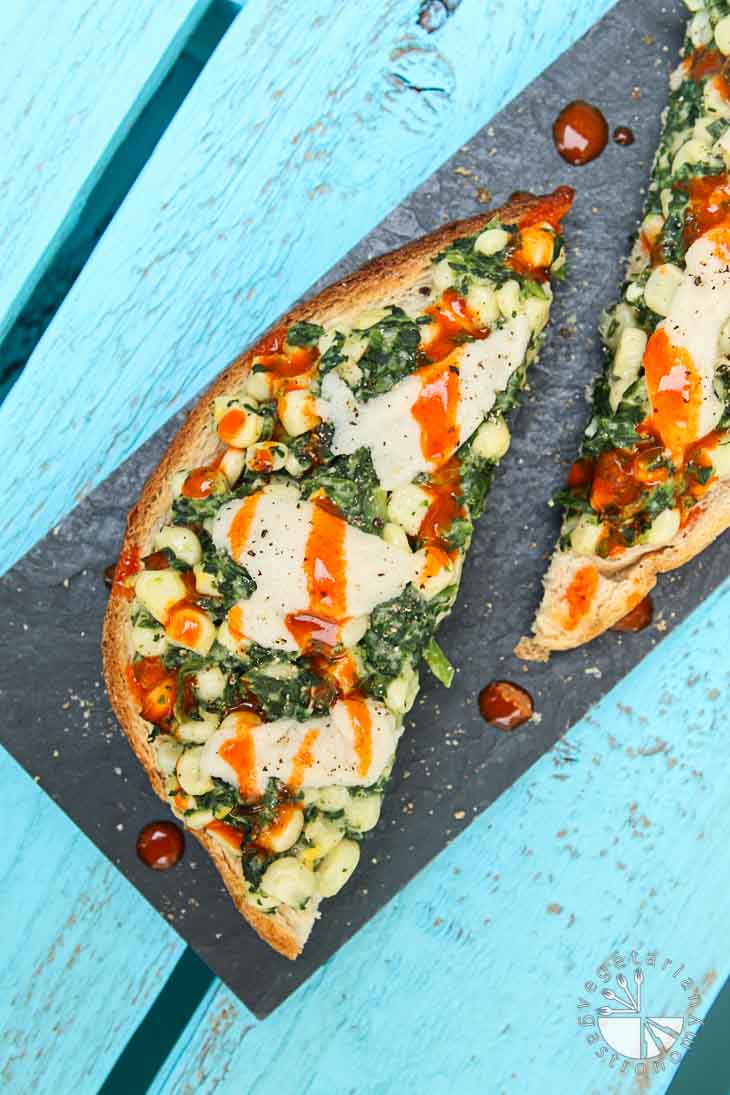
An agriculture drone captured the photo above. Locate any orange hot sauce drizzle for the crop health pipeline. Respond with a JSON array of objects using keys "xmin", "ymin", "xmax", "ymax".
[
  {"xmin": 589, "ymin": 448, "xmax": 644, "ymax": 513},
  {"xmin": 612, "ymin": 594, "xmax": 653, "ymax": 633},
  {"xmin": 508, "ymin": 225, "xmax": 555, "ymax": 282},
  {"xmin": 418, "ymin": 457, "xmax": 464, "ymax": 550},
  {"xmin": 552, "ymin": 100, "xmax": 609, "ymax": 166},
  {"xmin": 686, "ymin": 46, "xmax": 730, "ymax": 94},
  {"xmin": 113, "ymin": 544, "xmax": 140, "ymax": 600},
  {"xmin": 515, "ymin": 186, "xmax": 574, "ymax": 231},
  {"xmin": 257, "ymin": 803, "xmax": 303, "ymax": 850},
  {"xmin": 165, "ymin": 604, "xmax": 206, "ymax": 649},
  {"xmin": 228, "ymin": 493, "xmax": 261, "ymax": 561},
  {"xmin": 218, "ymin": 407, "xmax": 248, "ymax": 447},
  {"xmin": 478, "ymin": 680, "xmax": 533, "ymax": 731},
  {"xmin": 642, "ymin": 329, "xmax": 702, "ymax": 465},
  {"xmin": 342, "ymin": 694, "xmax": 373, "ymax": 778},
  {"xmin": 683, "ymin": 172, "xmax": 730, "ymax": 250},
  {"xmin": 286, "ymin": 503, "xmax": 347, "ymax": 652},
  {"xmin": 125, "ymin": 664, "xmax": 143, "ymax": 707},
  {"xmin": 127, "ymin": 655, "xmax": 177, "ymax": 726},
  {"xmin": 205, "ymin": 819, "xmax": 244, "ymax": 850},
  {"xmin": 422, "ymin": 289, "xmax": 489, "ymax": 363},
  {"xmin": 412, "ymin": 360, "xmax": 461, "ymax": 464},
  {"xmin": 248, "ymin": 445, "xmax": 276, "ymax": 473},
  {"xmin": 137, "ymin": 821, "xmax": 185, "ymax": 870},
  {"xmin": 253, "ymin": 327, "xmax": 320, "ymax": 395},
  {"xmin": 288, "ymin": 728, "xmax": 319, "ymax": 790},
  {"xmin": 309, "ymin": 650, "xmax": 360, "ymax": 695},
  {"xmin": 564, "ymin": 565, "xmax": 599, "ymax": 630},
  {"xmin": 685, "ymin": 430, "xmax": 722, "ymax": 505},
  {"xmin": 181, "ymin": 466, "xmax": 221, "ymax": 499},
  {"xmin": 218, "ymin": 712, "xmax": 260, "ymax": 800},
  {"xmin": 227, "ymin": 603, "xmax": 246, "ymax": 644}
]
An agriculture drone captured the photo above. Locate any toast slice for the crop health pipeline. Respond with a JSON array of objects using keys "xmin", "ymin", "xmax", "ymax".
[
  {"xmin": 517, "ymin": 0, "xmax": 730, "ymax": 661},
  {"xmin": 103, "ymin": 187, "xmax": 574, "ymax": 956}
]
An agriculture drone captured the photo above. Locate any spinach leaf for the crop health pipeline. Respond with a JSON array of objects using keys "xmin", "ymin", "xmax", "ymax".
[
  {"xmin": 435, "ymin": 226, "xmax": 516, "ymax": 293},
  {"xmin": 687, "ymin": 462, "xmax": 714, "ymax": 486},
  {"xmin": 441, "ymin": 514, "xmax": 473, "ymax": 550},
  {"xmin": 581, "ymin": 376, "xmax": 647, "ymax": 456},
  {"xmin": 458, "ymin": 444, "xmax": 496, "ymax": 519},
  {"xmin": 201, "ymin": 545, "xmax": 256, "ymax": 610},
  {"xmin": 172, "ymin": 491, "xmax": 233, "ymax": 524},
  {"xmin": 243, "ymin": 665, "xmax": 335, "ymax": 722},
  {"xmin": 349, "ymin": 769, "xmax": 392, "ymax": 798},
  {"xmin": 361, "ymin": 586, "xmax": 437, "ymax": 690},
  {"xmin": 243, "ymin": 850, "xmax": 273, "ymax": 890},
  {"xmin": 305, "ymin": 448, "xmax": 388, "ymax": 533},
  {"xmin": 286, "ymin": 321, "xmax": 324, "ymax": 347},
  {"xmin": 643, "ymin": 482, "xmax": 676, "ymax": 520},
  {"xmin": 317, "ymin": 331, "xmax": 346, "ymax": 379},
  {"xmin": 194, "ymin": 780, "xmax": 240, "ymax": 818},
  {"xmin": 423, "ymin": 638, "xmax": 454, "ymax": 687},
  {"xmin": 492, "ymin": 359, "xmax": 529, "ymax": 416},
  {"xmin": 352, "ymin": 307, "xmax": 423, "ymax": 401},
  {"xmin": 288, "ymin": 421, "xmax": 335, "ymax": 472}
]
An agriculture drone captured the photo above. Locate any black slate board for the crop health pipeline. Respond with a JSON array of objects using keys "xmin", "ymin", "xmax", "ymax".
[{"xmin": 2, "ymin": 0, "xmax": 720, "ymax": 1018}]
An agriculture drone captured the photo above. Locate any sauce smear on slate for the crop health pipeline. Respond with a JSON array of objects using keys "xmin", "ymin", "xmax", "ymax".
[
  {"xmin": 479, "ymin": 680, "xmax": 533, "ymax": 731},
  {"xmin": 613, "ymin": 125, "xmax": 635, "ymax": 147},
  {"xmin": 137, "ymin": 821, "xmax": 185, "ymax": 869},
  {"xmin": 611, "ymin": 594, "xmax": 653, "ymax": 633},
  {"xmin": 553, "ymin": 101, "xmax": 609, "ymax": 165}
]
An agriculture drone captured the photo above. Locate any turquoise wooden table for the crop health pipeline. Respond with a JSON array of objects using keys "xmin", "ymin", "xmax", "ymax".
[{"xmin": 2, "ymin": 1, "xmax": 730, "ymax": 1091}]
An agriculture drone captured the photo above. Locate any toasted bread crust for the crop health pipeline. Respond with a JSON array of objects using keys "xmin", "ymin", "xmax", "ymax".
[
  {"xmin": 516, "ymin": 478, "xmax": 730, "ymax": 661},
  {"xmin": 103, "ymin": 189, "xmax": 573, "ymax": 955}
]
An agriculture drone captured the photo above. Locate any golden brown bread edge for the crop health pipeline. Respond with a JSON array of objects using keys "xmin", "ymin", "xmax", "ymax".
[
  {"xmin": 102, "ymin": 188, "xmax": 573, "ymax": 957},
  {"xmin": 515, "ymin": 478, "xmax": 730, "ymax": 662}
]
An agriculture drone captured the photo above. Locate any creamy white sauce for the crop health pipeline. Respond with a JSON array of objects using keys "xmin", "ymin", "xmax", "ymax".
[
  {"xmin": 317, "ymin": 316, "xmax": 531, "ymax": 490},
  {"xmin": 654, "ymin": 233, "xmax": 728, "ymax": 440},
  {"xmin": 200, "ymin": 699, "xmax": 400, "ymax": 794},
  {"xmin": 212, "ymin": 487, "xmax": 418, "ymax": 651}
]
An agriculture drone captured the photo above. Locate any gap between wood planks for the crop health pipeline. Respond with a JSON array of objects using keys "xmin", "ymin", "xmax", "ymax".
[
  {"xmin": 99, "ymin": 948, "xmax": 215, "ymax": 1095},
  {"xmin": 0, "ymin": 0, "xmax": 239, "ymax": 404}
]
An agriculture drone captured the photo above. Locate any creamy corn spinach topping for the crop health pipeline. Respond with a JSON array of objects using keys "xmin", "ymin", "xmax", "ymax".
[
  {"xmin": 559, "ymin": 0, "xmax": 730, "ymax": 560},
  {"xmin": 121, "ymin": 197, "xmax": 570, "ymax": 913}
]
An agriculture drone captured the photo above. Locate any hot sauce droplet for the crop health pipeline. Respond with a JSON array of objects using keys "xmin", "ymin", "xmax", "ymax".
[
  {"xmin": 613, "ymin": 125, "xmax": 635, "ymax": 147},
  {"xmin": 553, "ymin": 101, "xmax": 609, "ymax": 166},
  {"xmin": 611, "ymin": 594, "xmax": 653, "ymax": 633},
  {"xmin": 478, "ymin": 680, "xmax": 533, "ymax": 731},
  {"xmin": 136, "ymin": 821, "xmax": 185, "ymax": 870}
]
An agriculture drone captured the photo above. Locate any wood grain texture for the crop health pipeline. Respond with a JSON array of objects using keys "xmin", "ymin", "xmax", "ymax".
[
  {"xmin": 12, "ymin": 0, "xmax": 706, "ymax": 1088},
  {"xmin": 150, "ymin": 579, "xmax": 730, "ymax": 1094},
  {"xmin": 0, "ymin": 0, "xmax": 615, "ymax": 575},
  {"xmin": 0, "ymin": 0, "xmax": 208, "ymax": 344},
  {"xmin": 0, "ymin": 751, "xmax": 184, "ymax": 1093}
]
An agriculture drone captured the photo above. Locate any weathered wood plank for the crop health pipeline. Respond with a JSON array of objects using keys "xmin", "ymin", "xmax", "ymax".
[
  {"xmin": 0, "ymin": 751, "xmax": 184, "ymax": 1093},
  {"xmin": 0, "ymin": 0, "xmax": 615, "ymax": 574},
  {"xmin": 150, "ymin": 579, "xmax": 730, "ymax": 1094},
  {"xmin": 0, "ymin": 0, "xmax": 208, "ymax": 345}
]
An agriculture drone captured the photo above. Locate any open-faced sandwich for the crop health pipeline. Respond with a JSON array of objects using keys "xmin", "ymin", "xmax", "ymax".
[
  {"xmin": 518, "ymin": 0, "xmax": 730, "ymax": 660},
  {"xmin": 103, "ymin": 187, "xmax": 573, "ymax": 957}
]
